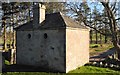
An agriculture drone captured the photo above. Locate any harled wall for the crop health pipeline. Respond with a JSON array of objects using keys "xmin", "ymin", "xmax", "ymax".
[{"xmin": 66, "ymin": 28, "xmax": 89, "ymax": 73}]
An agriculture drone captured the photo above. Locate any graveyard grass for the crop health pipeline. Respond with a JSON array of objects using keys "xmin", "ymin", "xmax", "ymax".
[
  {"xmin": 2, "ymin": 66, "xmax": 120, "ymax": 75},
  {"xmin": 90, "ymin": 43, "xmax": 113, "ymax": 56}
]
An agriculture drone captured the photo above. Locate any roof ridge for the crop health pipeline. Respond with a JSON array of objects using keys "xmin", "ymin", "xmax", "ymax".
[
  {"xmin": 15, "ymin": 12, "xmax": 89, "ymax": 31},
  {"xmin": 46, "ymin": 12, "xmax": 61, "ymax": 15}
]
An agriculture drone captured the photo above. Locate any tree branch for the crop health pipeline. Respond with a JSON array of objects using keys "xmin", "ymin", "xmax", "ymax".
[{"xmin": 115, "ymin": 18, "xmax": 120, "ymax": 21}]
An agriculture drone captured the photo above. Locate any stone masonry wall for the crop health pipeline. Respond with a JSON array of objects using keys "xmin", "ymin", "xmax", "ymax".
[{"xmin": 16, "ymin": 29, "xmax": 66, "ymax": 72}]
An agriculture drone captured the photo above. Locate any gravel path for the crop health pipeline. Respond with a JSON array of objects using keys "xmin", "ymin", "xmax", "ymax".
[{"xmin": 89, "ymin": 48, "xmax": 116, "ymax": 62}]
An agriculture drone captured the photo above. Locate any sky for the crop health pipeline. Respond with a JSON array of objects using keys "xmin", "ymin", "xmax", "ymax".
[{"xmin": 87, "ymin": 0, "xmax": 104, "ymax": 13}]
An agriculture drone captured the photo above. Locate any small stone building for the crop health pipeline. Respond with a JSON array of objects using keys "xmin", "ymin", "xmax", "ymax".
[{"xmin": 15, "ymin": 3, "xmax": 90, "ymax": 73}]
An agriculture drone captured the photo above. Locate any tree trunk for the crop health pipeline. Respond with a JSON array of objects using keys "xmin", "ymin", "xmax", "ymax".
[
  {"xmin": 3, "ymin": 20, "xmax": 7, "ymax": 50},
  {"xmin": 105, "ymin": 34, "xmax": 107, "ymax": 43},
  {"xmin": 117, "ymin": 49, "xmax": 120, "ymax": 60},
  {"xmin": 101, "ymin": 2, "xmax": 120, "ymax": 60},
  {"xmin": 13, "ymin": 30, "xmax": 16, "ymax": 49},
  {"xmin": 100, "ymin": 33, "xmax": 102, "ymax": 46},
  {"xmin": 95, "ymin": 30, "xmax": 98, "ymax": 44},
  {"xmin": 90, "ymin": 30, "xmax": 93, "ymax": 43},
  {"xmin": 104, "ymin": 24, "xmax": 107, "ymax": 43},
  {"xmin": 113, "ymin": 42, "xmax": 120, "ymax": 60},
  {"xmin": 9, "ymin": 26, "xmax": 12, "ymax": 49},
  {"xmin": 28, "ymin": 8, "xmax": 31, "ymax": 21},
  {"xmin": 113, "ymin": 44, "xmax": 120, "ymax": 60}
]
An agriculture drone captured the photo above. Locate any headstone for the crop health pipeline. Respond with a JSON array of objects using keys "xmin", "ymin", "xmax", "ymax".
[
  {"xmin": 100, "ymin": 62, "xmax": 103, "ymax": 67},
  {"xmin": 116, "ymin": 65, "xmax": 119, "ymax": 68},
  {"xmin": 110, "ymin": 64, "xmax": 114, "ymax": 67},
  {"xmin": 93, "ymin": 62, "xmax": 97, "ymax": 65},
  {"xmin": 104, "ymin": 63, "xmax": 108, "ymax": 67}
]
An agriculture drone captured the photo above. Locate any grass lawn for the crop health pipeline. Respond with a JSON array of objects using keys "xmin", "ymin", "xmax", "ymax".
[
  {"xmin": 2, "ymin": 66, "xmax": 120, "ymax": 75},
  {"xmin": 90, "ymin": 43, "xmax": 113, "ymax": 56},
  {"xmin": 69, "ymin": 66, "xmax": 120, "ymax": 73}
]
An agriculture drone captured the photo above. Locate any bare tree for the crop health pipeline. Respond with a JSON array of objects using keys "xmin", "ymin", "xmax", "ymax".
[
  {"xmin": 44, "ymin": 2, "xmax": 66, "ymax": 14},
  {"xmin": 1, "ymin": 2, "xmax": 32, "ymax": 50},
  {"xmin": 100, "ymin": 1, "xmax": 120, "ymax": 59},
  {"xmin": 67, "ymin": 1, "xmax": 120, "ymax": 60}
]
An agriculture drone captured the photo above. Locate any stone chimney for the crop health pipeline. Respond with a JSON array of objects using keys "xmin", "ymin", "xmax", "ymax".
[{"xmin": 33, "ymin": 3, "xmax": 46, "ymax": 28}]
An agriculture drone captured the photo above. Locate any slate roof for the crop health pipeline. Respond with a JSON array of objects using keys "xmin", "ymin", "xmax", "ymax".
[
  {"xmin": 15, "ymin": 12, "xmax": 88, "ymax": 31},
  {"xmin": 15, "ymin": 21, "xmax": 33, "ymax": 31}
]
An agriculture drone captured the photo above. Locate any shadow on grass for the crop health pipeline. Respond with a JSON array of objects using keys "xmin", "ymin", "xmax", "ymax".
[{"xmin": 3, "ymin": 64, "xmax": 64, "ymax": 73}]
